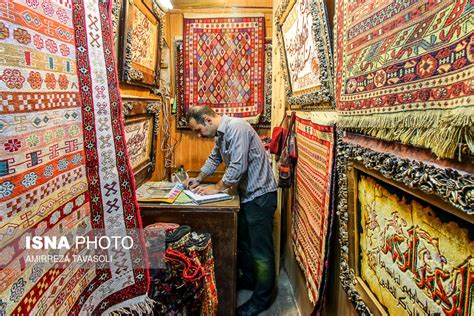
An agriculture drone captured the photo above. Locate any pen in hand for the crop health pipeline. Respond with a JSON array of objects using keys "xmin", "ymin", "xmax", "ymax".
[{"xmin": 186, "ymin": 178, "xmax": 197, "ymax": 190}]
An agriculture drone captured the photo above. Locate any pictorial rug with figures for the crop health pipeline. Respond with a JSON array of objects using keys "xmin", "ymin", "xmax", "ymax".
[
  {"xmin": 124, "ymin": 117, "xmax": 153, "ymax": 170},
  {"xmin": 292, "ymin": 113, "xmax": 335, "ymax": 305},
  {"xmin": 0, "ymin": 0, "xmax": 150, "ymax": 315},
  {"xmin": 183, "ymin": 14, "xmax": 266, "ymax": 122},
  {"xmin": 276, "ymin": 0, "xmax": 334, "ymax": 107},
  {"xmin": 335, "ymin": 0, "xmax": 474, "ymax": 159}
]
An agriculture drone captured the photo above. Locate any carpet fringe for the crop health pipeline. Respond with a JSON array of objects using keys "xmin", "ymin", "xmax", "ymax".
[
  {"xmin": 243, "ymin": 115, "xmax": 261, "ymax": 124},
  {"xmin": 106, "ymin": 296, "xmax": 155, "ymax": 316},
  {"xmin": 339, "ymin": 108, "xmax": 474, "ymax": 159}
]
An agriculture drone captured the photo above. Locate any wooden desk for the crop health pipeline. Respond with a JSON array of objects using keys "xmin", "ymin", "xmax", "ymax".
[{"xmin": 139, "ymin": 197, "xmax": 240, "ymax": 316}]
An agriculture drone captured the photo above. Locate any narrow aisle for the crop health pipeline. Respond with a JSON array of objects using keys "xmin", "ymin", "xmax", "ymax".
[{"xmin": 237, "ymin": 269, "xmax": 300, "ymax": 315}]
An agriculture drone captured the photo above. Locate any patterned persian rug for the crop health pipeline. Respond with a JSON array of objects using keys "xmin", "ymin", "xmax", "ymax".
[
  {"xmin": 176, "ymin": 38, "xmax": 272, "ymax": 128},
  {"xmin": 183, "ymin": 14, "xmax": 266, "ymax": 123},
  {"xmin": 335, "ymin": 0, "xmax": 473, "ymax": 159},
  {"xmin": 0, "ymin": 1, "xmax": 150, "ymax": 314},
  {"xmin": 292, "ymin": 112, "xmax": 336, "ymax": 305}
]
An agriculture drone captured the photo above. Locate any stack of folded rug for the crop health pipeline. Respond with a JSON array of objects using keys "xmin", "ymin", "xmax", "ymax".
[{"xmin": 145, "ymin": 224, "xmax": 218, "ymax": 315}]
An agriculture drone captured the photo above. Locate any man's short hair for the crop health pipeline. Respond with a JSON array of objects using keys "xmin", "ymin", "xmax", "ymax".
[{"xmin": 186, "ymin": 106, "xmax": 217, "ymax": 125}]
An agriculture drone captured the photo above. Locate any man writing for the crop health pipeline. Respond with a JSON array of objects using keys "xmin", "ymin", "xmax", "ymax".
[{"xmin": 185, "ymin": 106, "xmax": 277, "ymax": 315}]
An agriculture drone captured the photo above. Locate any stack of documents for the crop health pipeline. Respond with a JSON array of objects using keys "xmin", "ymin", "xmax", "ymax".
[
  {"xmin": 183, "ymin": 189, "xmax": 232, "ymax": 205},
  {"xmin": 136, "ymin": 182, "xmax": 184, "ymax": 203}
]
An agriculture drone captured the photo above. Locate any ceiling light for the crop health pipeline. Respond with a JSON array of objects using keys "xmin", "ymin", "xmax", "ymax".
[{"xmin": 157, "ymin": 0, "xmax": 173, "ymax": 10}]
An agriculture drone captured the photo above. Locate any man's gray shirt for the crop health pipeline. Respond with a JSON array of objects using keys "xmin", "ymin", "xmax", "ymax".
[{"xmin": 200, "ymin": 115, "xmax": 277, "ymax": 203}]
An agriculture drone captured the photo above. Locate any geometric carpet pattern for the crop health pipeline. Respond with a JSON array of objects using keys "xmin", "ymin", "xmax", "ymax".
[
  {"xmin": 292, "ymin": 113, "xmax": 335, "ymax": 305},
  {"xmin": 335, "ymin": 0, "xmax": 474, "ymax": 159},
  {"xmin": 0, "ymin": 1, "xmax": 149, "ymax": 314},
  {"xmin": 176, "ymin": 38, "xmax": 272, "ymax": 128},
  {"xmin": 183, "ymin": 15, "xmax": 266, "ymax": 121}
]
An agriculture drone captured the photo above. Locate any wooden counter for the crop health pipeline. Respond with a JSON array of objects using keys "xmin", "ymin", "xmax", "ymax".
[{"xmin": 139, "ymin": 196, "xmax": 240, "ymax": 316}]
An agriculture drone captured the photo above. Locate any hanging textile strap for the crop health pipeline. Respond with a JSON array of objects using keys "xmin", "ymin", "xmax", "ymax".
[{"xmin": 165, "ymin": 247, "xmax": 207, "ymax": 282}]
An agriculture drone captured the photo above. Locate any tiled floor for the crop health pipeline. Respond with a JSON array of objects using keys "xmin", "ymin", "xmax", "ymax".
[{"xmin": 237, "ymin": 270, "xmax": 300, "ymax": 315}]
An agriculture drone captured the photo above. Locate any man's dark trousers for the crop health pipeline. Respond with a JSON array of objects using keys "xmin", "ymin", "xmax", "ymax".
[{"xmin": 237, "ymin": 191, "xmax": 277, "ymax": 308}]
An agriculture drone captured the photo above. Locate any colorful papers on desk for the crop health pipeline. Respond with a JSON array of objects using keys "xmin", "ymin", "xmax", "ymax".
[
  {"xmin": 183, "ymin": 190, "xmax": 232, "ymax": 205},
  {"xmin": 136, "ymin": 182, "xmax": 184, "ymax": 203},
  {"xmin": 171, "ymin": 190, "xmax": 194, "ymax": 205}
]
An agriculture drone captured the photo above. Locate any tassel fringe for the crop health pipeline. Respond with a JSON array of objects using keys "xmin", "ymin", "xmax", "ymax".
[
  {"xmin": 339, "ymin": 107, "xmax": 474, "ymax": 159},
  {"xmin": 107, "ymin": 296, "xmax": 155, "ymax": 316}
]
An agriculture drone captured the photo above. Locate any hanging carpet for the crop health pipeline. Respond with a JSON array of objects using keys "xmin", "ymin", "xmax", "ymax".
[
  {"xmin": 335, "ymin": 0, "xmax": 474, "ymax": 159},
  {"xmin": 0, "ymin": 0, "xmax": 150, "ymax": 314},
  {"xmin": 182, "ymin": 14, "xmax": 266, "ymax": 123},
  {"xmin": 292, "ymin": 112, "xmax": 336, "ymax": 305},
  {"xmin": 176, "ymin": 38, "xmax": 271, "ymax": 128}
]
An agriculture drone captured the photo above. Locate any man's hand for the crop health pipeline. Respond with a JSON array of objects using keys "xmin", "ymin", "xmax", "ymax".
[
  {"xmin": 192, "ymin": 184, "xmax": 220, "ymax": 195},
  {"xmin": 184, "ymin": 177, "xmax": 201, "ymax": 189}
]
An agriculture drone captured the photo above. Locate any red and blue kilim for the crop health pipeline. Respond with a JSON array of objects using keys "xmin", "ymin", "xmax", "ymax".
[
  {"xmin": 335, "ymin": 0, "xmax": 474, "ymax": 159},
  {"xmin": 183, "ymin": 15, "xmax": 265, "ymax": 121},
  {"xmin": 292, "ymin": 114, "xmax": 335, "ymax": 305}
]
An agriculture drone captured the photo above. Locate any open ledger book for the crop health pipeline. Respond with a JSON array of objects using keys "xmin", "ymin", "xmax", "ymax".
[{"xmin": 183, "ymin": 189, "xmax": 232, "ymax": 205}]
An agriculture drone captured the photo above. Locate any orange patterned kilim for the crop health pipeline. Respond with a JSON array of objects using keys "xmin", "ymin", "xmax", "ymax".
[{"xmin": 0, "ymin": 1, "xmax": 149, "ymax": 315}]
